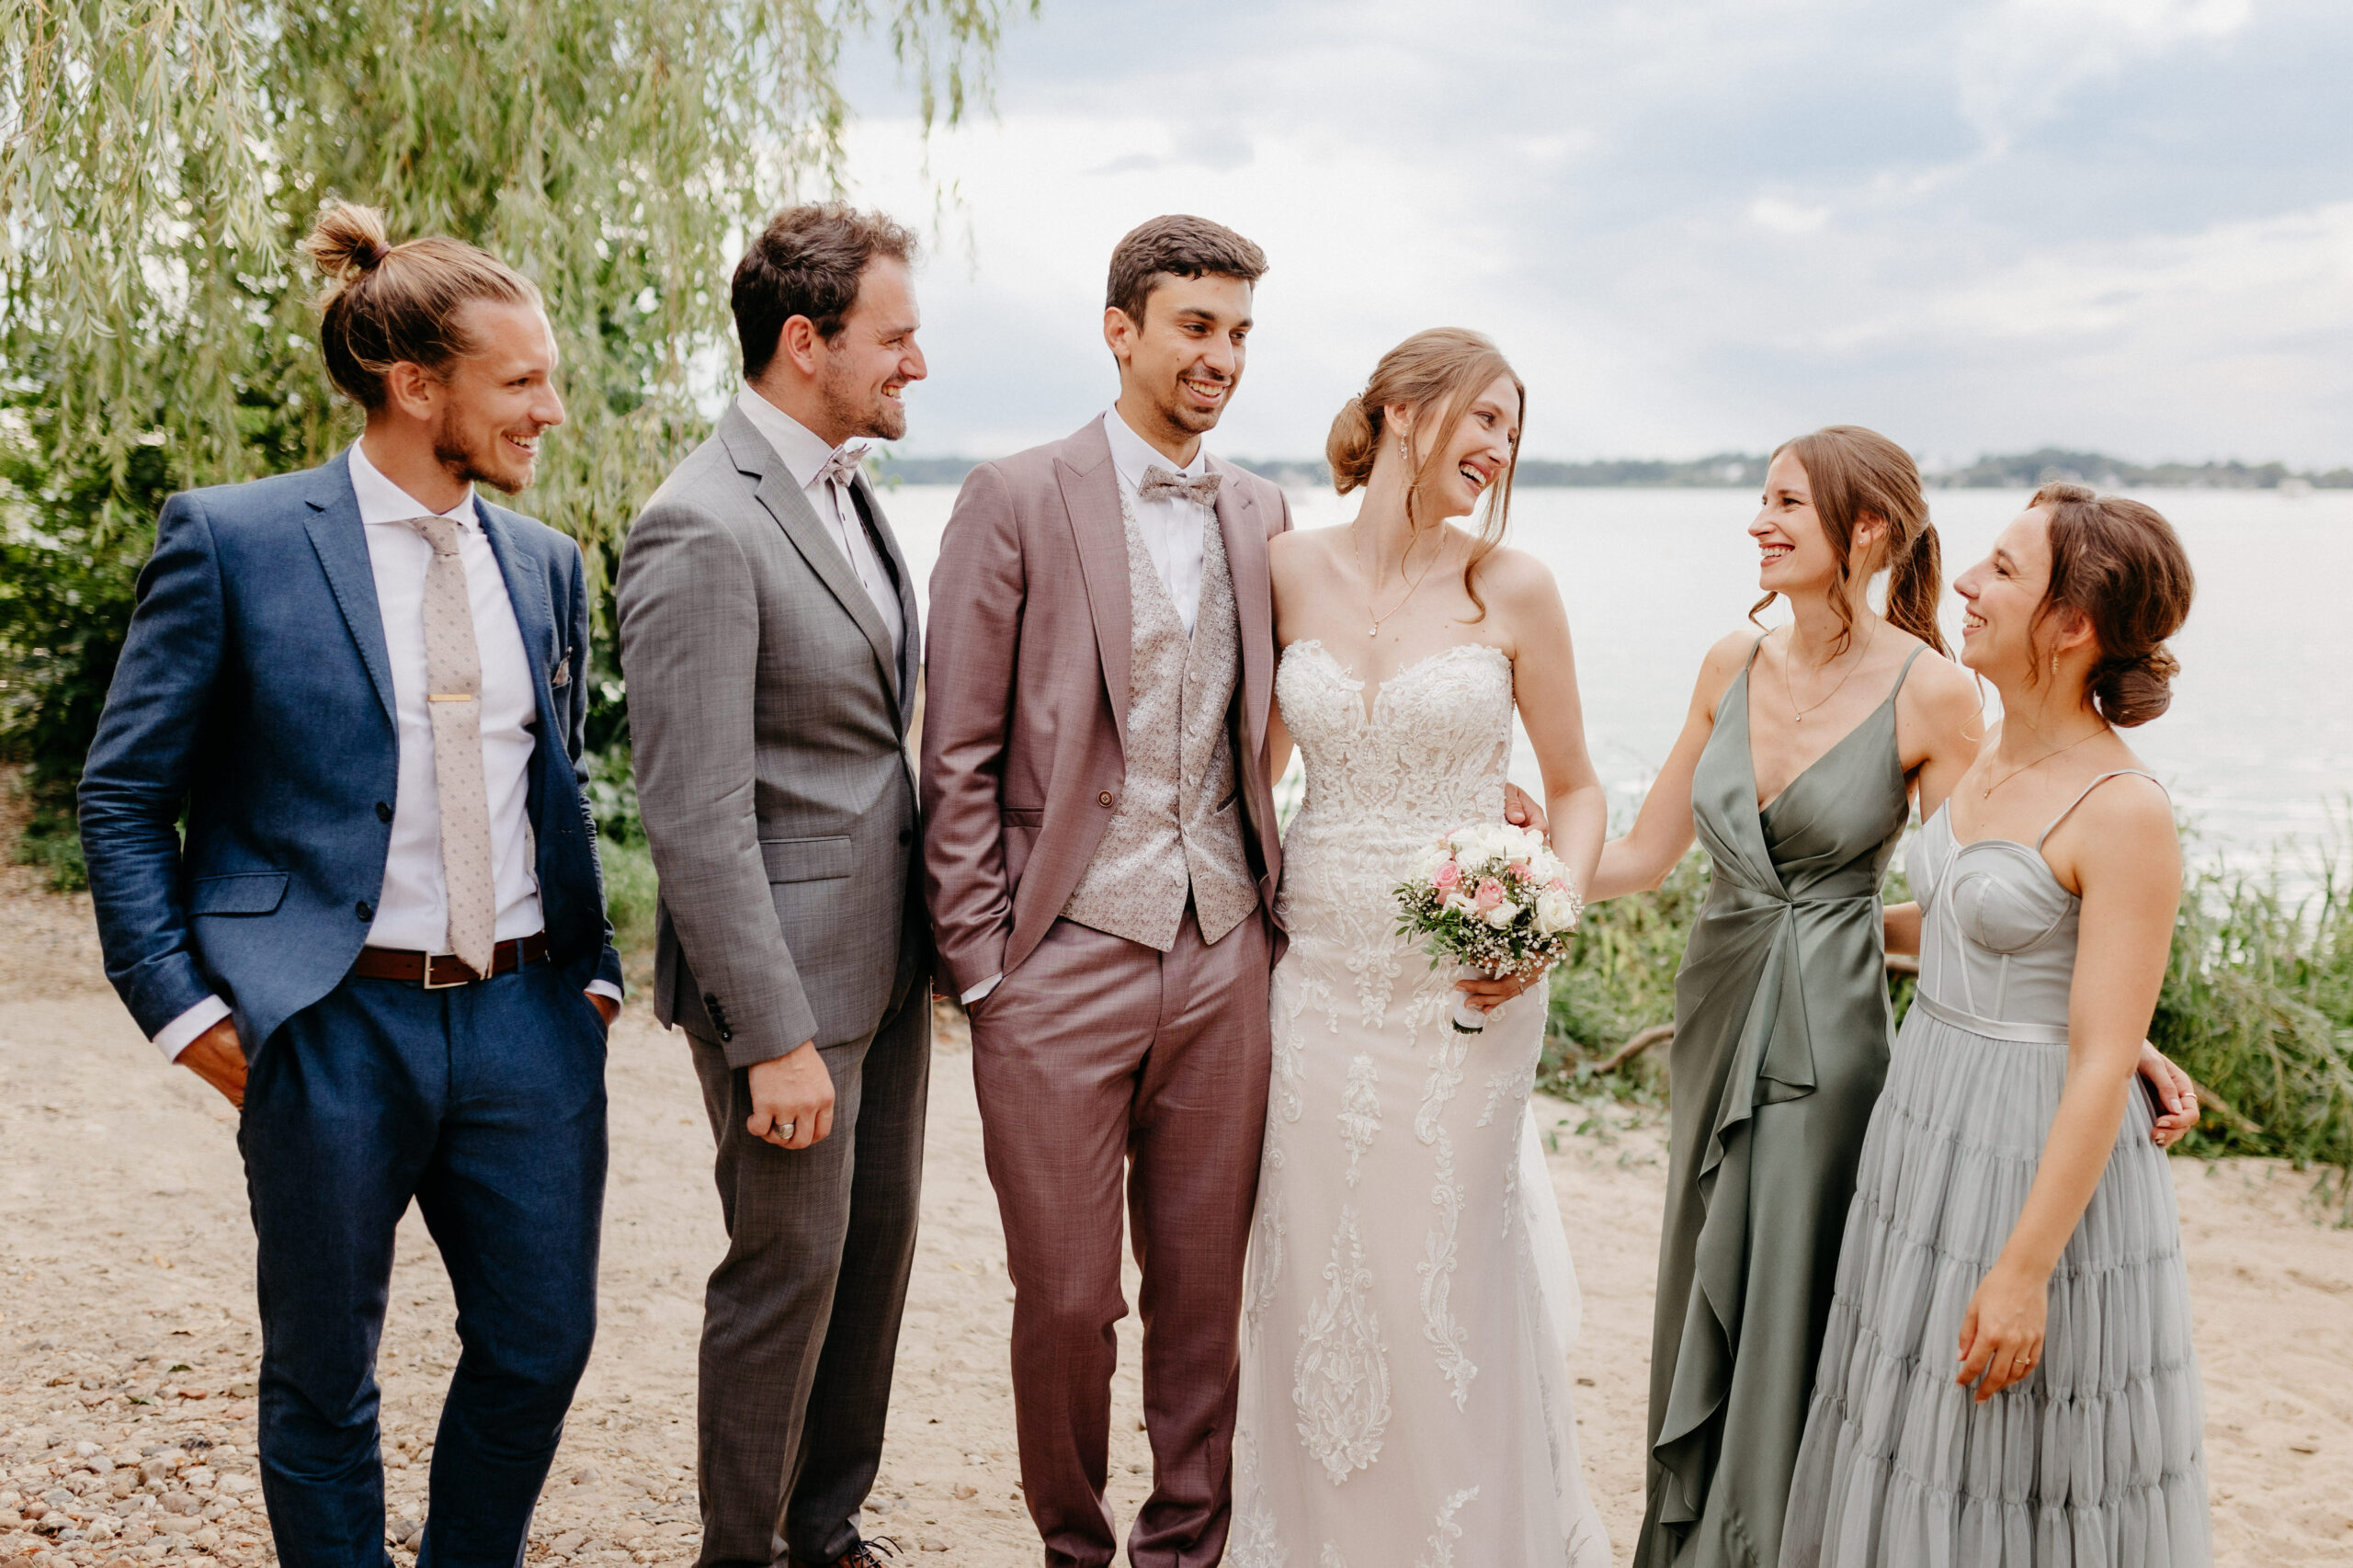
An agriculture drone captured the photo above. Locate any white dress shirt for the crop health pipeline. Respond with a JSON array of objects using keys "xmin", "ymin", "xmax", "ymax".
[
  {"xmin": 733, "ymin": 388, "xmax": 905, "ymax": 662},
  {"xmin": 1101, "ymin": 405, "xmax": 1214, "ymax": 637},
  {"xmin": 153, "ymin": 440, "xmax": 616, "ymax": 1061},
  {"xmin": 959, "ymin": 410, "xmax": 1219, "ymax": 1009}
]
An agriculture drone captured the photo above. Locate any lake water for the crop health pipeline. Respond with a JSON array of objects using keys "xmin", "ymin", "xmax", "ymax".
[{"xmin": 879, "ymin": 483, "xmax": 2352, "ymax": 878}]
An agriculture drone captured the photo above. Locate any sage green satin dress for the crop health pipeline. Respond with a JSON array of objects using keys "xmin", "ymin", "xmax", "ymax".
[{"xmin": 1633, "ymin": 642, "xmax": 1926, "ymax": 1568}]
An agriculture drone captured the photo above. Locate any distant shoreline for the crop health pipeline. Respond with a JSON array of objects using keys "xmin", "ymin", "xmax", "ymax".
[{"xmin": 872, "ymin": 448, "xmax": 2353, "ymax": 492}]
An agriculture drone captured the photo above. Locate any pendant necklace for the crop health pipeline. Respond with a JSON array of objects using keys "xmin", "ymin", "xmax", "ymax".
[
  {"xmin": 1978, "ymin": 724, "xmax": 2107, "ymax": 800},
  {"xmin": 1355, "ymin": 521, "xmax": 1440, "ymax": 638},
  {"xmin": 1781, "ymin": 618, "xmax": 1879, "ymax": 722}
]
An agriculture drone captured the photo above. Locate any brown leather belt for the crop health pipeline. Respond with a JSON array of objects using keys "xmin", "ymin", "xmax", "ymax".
[{"xmin": 351, "ymin": 932, "xmax": 550, "ymax": 988}]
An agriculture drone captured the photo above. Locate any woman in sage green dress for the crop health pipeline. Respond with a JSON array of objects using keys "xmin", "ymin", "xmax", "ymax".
[
  {"xmin": 1590, "ymin": 426, "xmax": 1985, "ymax": 1568},
  {"xmin": 1589, "ymin": 429, "xmax": 2200, "ymax": 1568}
]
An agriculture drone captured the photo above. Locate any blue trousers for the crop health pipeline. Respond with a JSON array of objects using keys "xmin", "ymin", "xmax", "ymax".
[{"xmin": 239, "ymin": 960, "xmax": 608, "ymax": 1568}]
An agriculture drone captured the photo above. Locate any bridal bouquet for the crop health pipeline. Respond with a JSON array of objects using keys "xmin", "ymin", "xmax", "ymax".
[{"xmin": 1394, "ymin": 822, "xmax": 1583, "ymax": 1033}]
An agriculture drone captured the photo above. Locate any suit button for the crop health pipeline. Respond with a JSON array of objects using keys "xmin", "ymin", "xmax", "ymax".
[
  {"xmin": 719, "ymin": 1029, "xmax": 733, "ymax": 1042},
  {"xmin": 375, "ymin": 801, "xmax": 393, "ymax": 823},
  {"xmin": 1097, "ymin": 791, "xmax": 1115, "ymax": 807},
  {"xmin": 898, "ymin": 828, "xmax": 913, "ymax": 846},
  {"xmin": 703, "ymin": 993, "xmax": 720, "ymax": 1008},
  {"xmin": 355, "ymin": 901, "xmax": 374, "ymax": 921}
]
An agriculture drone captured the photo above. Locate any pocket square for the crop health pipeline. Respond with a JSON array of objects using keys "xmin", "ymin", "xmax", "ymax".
[{"xmin": 551, "ymin": 653, "xmax": 572, "ymax": 688}]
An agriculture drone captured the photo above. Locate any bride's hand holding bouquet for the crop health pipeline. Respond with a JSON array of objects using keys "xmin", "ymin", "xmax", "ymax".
[{"xmin": 1394, "ymin": 822, "xmax": 1582, "ymax": 1033}]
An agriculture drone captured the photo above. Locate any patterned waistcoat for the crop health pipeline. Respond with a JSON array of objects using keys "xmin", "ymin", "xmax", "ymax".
[{"xmin": 1061, "ymin": 497, "xmax": 1260, "ymax": 949}]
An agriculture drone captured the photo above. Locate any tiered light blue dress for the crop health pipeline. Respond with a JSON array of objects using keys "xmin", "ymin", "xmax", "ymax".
[{"xmin": 1780, "ymin": 773, "xmax": 2211, "ymax": 1567}]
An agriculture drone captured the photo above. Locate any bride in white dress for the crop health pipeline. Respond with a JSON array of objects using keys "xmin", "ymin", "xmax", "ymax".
[{"xmin": 1232, "ymin": 329, "xmax": 1614, "ymax": 1568}]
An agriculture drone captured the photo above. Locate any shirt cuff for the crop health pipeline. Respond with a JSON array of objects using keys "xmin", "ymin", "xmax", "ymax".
[
  {"xmin": 153, "ymin": 995, "xmax": 233, "ymax": 1062},
  {"xmin": 960, "ymin": 973, "xmax": 1003, "ymax": 1006},
  {"xmin": 585, "ymin": 979, "xmax": 622, "ymax": 1004}
]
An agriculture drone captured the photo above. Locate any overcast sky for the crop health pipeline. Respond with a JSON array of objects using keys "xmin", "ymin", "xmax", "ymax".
[{"xmin": 833, "ymin": 0, "xmax": 2353, "ymax": 467}]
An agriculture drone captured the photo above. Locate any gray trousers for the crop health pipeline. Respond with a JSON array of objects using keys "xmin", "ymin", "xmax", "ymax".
[{"xmin": 688, "ymin": 964, "xmax": 930, "ymax": 1568}]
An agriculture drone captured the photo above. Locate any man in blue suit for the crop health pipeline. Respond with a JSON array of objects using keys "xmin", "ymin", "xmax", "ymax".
[{"xmin": 79, "ymin": 202, "xmax": 623, "ymax": 1566}]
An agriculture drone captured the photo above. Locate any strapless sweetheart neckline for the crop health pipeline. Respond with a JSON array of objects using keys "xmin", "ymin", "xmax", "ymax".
[{"xmin": 1281, "ymin": 638, "xmax": 1510, "ymax": 722}]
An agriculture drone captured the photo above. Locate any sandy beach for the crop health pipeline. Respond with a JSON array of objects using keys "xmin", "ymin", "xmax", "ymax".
[{"xmin": 2, "ymin": 858, "xmax": 2348, "ymax": 1566}]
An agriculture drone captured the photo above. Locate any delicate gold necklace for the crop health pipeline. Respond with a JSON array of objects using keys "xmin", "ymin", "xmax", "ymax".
[
  {"xmin": 1780, "ymin": 618, "xmax": 1879, "ymax": 722},
  {"xmin": 1978, "ymin": 724, "xmax": 2108, "ymax": 800},
  {"xmin": 1354, "ymin": 521, "xmax": 1441, "ymax": 639}
]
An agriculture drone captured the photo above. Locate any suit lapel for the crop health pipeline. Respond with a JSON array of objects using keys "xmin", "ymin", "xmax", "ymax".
[
  {"xmin": 1053, "ymin": 419, "xmax": 1132, "ymax": 748},
  {"xmin": 301, "ymin": 453, "xmax": 397, "ymax": 725},
  {"xmin": 475, "ymin": 503, "xmax": 562, "ymax": 739},
  {"xmin": 724, "ymin": 409, "xmax": 902, "ymax": 706},
  {"xmin": 1209, "ymin": 459, "xmax": 1273, "ymax": 761},
  {"xmin": 851, "ymin": 472, "xmax": 922, "ymax": 728}
]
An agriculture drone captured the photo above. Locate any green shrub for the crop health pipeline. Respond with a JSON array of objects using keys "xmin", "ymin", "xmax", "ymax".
[
  {"xmin": 1539, "ymin": 852, "xmax": 1711, "ymax": 1106},
  {"xmin": 2153, "ymin": 845, "xmax": 2353, "ymax": 1218},
  {"xmin": 598, "ymin": 835, "xmax": 660, "ymax": 969}
]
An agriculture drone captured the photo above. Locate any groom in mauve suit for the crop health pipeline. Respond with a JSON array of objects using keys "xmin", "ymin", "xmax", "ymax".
[
  {"xmin": 921, "ymin": 216, "xmax": 1289, "ymax": 1568},
  {"xmin": 618, "ymin": 204, "xmax": 931, "ymax": 1568}
]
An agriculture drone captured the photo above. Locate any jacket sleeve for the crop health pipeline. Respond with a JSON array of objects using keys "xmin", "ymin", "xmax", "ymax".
[
  {"xmin": 919, "ymin": 462, "xmax": 1027, "ymax": 997},
  {"xmin": 77, "ymin": 493, "xmax": 230, "ymax": 1039},
  {"xmin": 565, "ymin": 539, "xmax": 624, "ymax": 994},
  {"xmin": 617, "ymin": 498, "xmax": 816, "ymax": 1065}
]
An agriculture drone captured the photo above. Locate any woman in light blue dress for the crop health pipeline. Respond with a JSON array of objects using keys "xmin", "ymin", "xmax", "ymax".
[{"xmin": 1782, "ymin": 483, "xmax": 2210, "ymax": 1566}]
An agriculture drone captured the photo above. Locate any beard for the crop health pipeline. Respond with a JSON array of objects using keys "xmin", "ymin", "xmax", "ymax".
[
  {"xmin": 434, "ymin": 405, "xmax": 534, "ymax": 494},
  {"xmin": 819, "ymin": 357, "xmax": 907, "ymax": 442},
  {"xmin": 1148, "ymin": 365, "xmax": 1231, "ymax": 437}
]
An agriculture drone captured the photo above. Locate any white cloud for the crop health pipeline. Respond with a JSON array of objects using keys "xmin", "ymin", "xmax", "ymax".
[
  {"xmin": 822, "ymin": 0, "xmax": 2352, "ymax": 466},
  {"xmin": 1955, "ymin": 0, "xmax": 2255, "ymax": 152}
]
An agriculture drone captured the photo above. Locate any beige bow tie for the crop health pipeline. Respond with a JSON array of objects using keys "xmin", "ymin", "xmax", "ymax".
[
  {"xmin": 1139, "ymin": 465, "xmax": 1222, "ymax": 506},
  {"xmin": 818, "ymin": 443, "xmax": 869, "ymax": 490},
  {"xmin": 401, "ymin": 515, "xmax": 496, "ymax": 977}
]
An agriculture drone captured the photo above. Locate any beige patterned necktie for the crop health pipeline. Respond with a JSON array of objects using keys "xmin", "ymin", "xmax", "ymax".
[{"xmin": 404, "ymin": 516, "xmax": 496, "ymax": 976}]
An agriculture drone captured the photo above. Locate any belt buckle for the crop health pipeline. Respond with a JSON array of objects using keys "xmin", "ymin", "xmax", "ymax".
[{"xmin": 421, "ymin": 952, "xmax": 472, "ymax": 990}]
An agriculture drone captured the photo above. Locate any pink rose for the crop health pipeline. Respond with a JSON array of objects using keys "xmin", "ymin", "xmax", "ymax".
[
  {"xmin": 1474, "ymin": 877, "xmax": 1506, "ymax": 912},
  {"xmin": 1508, "ymin": 860, "xmax": 1531, "ymax": 881},
  {"xmin": 1434, "ymin": 859, "xmax": 1461, "ymax": 891},
  {"xmin": 1550, "ymin": 877, "xmax": 1570, "ymax": 892}
]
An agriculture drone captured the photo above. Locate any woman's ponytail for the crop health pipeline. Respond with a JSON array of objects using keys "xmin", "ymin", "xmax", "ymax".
[{"xmin": 1884, "ymin": 519, "xmax": 1948, "ymax": 656}]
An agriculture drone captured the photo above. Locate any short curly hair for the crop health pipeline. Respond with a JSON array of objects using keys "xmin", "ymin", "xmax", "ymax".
[{"xmin": 733, "ymin": 203, "xmax": 919, "ymax": 379}]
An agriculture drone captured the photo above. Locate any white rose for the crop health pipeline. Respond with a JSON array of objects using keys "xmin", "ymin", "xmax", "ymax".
[
  {"xmin": 1536, "ymin": 888, "xmax": 1581, "ymax": 935},
  {"xmin": 1483, "ymin": 900, "xmax": 1522, "ymax": 928},
  {"xmin": 1445, "ymin": 891, "xmax": 1480, "ymax": 915}
]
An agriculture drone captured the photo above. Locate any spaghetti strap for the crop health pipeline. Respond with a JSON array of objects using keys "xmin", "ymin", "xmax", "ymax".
[
  {"xmin": 2036, "ymin": 767, "xmax": 2167, "ymax": 848},
  {"xmin": 1886, "ymin": 643, "xmax": 1928, "ymax": 705},
  {"xmin": 1745, "ymin": 634, "xmax": 1768, "ymax": 671}
]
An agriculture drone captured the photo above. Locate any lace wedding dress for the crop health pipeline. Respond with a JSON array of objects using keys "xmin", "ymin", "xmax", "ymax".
[{"xmin": 1231, "ymin": 640, "xmax": 1611, "ymax": 1568}]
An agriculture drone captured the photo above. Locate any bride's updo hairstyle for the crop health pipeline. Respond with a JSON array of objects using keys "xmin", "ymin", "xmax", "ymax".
[
  {"xmin": 1754, "ymin": 425, "xmax": 1947, "ymax": 656},
  {"xmin": 1326, "ymin": 327, "xmax": 1525, "ymax": 619},
  {"xmin": 301, "ymin": 199, "xmax": 540, "ymax": 410},
  {"xmin": 2027, "ymin": 483, "xmax": 2194, "ymax": 727}
]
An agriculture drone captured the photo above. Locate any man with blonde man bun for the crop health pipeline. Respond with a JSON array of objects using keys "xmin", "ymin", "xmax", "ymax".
[{"xmin": 80, "ymin": 203, "xmax": 622, "ymax": 1564}]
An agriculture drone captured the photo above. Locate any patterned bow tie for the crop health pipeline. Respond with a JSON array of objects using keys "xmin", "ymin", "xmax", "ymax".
[
  {"xmin": 817, "ymin": 442, "xmax": 869, "ymax": 489},
  {"xmin": 1138, "ymin": 465, "xmax": 1222, "ymax": 506}
]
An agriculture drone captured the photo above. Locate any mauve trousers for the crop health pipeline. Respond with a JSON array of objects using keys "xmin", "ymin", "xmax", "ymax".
[{"xmin": 969, "ymin": 907, "xmax": 1272, "ymax": 1568}]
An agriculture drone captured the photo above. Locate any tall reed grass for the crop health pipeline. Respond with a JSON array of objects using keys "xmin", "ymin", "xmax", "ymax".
[{"xmin": 1541, "ymin": 831, "xmax": 2353, "ymax": 1221}]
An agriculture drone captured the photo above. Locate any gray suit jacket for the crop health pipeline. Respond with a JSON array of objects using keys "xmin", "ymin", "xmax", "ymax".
[{"xmin": 617, "ymin": 403, "xmax": 926, "ymax": 1067}]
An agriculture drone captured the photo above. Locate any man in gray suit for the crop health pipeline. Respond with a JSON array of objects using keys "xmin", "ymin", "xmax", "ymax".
[{"xmin": 618, "ymin": 204, "xmax": 930, "ymax": 1568}]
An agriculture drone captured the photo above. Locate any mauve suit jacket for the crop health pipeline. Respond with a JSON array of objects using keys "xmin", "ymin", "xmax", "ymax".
[{"xmin": 921, "ymin": 416, "xmax": 1290, "ymax": 999}]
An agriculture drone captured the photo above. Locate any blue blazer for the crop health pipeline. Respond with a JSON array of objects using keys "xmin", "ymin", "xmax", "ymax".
[{"xmin": 79, "ymin": 451, "xmax": 624, "ymax": 1055}]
